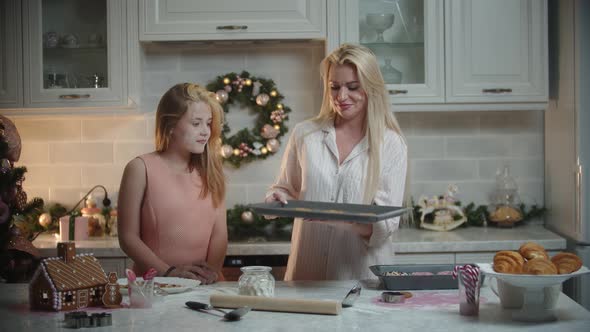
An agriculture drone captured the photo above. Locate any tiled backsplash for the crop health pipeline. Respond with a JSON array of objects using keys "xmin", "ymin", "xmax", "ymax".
[{"xmin": 10, "ymin": 42, "xmax": 544, "ymax": 209}]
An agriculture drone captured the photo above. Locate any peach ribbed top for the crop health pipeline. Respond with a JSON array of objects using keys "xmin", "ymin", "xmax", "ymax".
[{"xmin": 134, "ymin": 152, "xmax": 216, "ymax": 274}]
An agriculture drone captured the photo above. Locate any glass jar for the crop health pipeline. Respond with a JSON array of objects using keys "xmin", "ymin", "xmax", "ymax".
[
  {"xmin": 489, "ymin": 165, "xmax": 523, "ymax": 226},
  {"xmin": 238, "ymin": 266, "xmax": 275, "ymax": 297}
]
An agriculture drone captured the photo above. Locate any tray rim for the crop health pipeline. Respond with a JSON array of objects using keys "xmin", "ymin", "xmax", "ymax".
[{"xmin": 249, "ymin": 200, "xmax": 410, "ymax": 224}]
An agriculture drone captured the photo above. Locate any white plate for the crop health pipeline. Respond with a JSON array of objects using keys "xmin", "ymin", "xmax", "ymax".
[
  {"xmin": 478, "ymin": 263, "xmax": 590, "ymax": 288},
  {"xmin": 117, "ymin": 277, "xmax": 201, "ymax": 294}
]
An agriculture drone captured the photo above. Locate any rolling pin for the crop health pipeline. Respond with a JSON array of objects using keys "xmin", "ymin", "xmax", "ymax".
[{"xmin": 209, "ymin": 294, "xmax": 342, "ymax": 315}]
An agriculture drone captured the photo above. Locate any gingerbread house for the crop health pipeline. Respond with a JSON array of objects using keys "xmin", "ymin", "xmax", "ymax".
[{"xmin": 29, "ymin": 242, "xmax": 108, "ymax": 311}]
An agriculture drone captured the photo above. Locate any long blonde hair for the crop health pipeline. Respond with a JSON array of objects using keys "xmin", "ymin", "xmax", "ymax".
[
  {"xmin": 316, "ymin": 43, "xmax": 406, "ymax": 204},
  {"xmin": 155, "ymin": 83, "xmax": 226, "ymax": 207}
]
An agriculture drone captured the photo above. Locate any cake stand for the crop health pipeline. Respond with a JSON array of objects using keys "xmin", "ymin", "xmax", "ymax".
[{"xmin": 479, "ymin": 263, "xmax": 590, "ymax": 322}]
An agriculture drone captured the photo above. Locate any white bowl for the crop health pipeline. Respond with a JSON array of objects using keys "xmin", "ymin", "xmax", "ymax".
[
  {"xmin": 479, "ymin": 263, "xmax": 590, "ymax": 322},
  {"xmin": 366, "ymin": 13, "xmax": 395, "ymax": 31}
]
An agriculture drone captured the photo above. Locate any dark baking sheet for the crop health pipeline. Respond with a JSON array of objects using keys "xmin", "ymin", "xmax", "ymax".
[
  {"xmin": 248, "ymin": 200, "xmax": 409, "ymax": 224},
  {"xmin": 370, "ymin": 264, "xmax": 458, "ymax": 290}
]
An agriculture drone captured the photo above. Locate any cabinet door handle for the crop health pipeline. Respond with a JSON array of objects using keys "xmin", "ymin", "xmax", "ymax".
[
  {"xmin": 482, "ymin": 88, "xmax": 512, "ymax": 93},
  {"xmin": 216, "ymin": 25, "xmax": 248, "ymax": 30},
  {"xmin": 388, "ymin": 89, "xmax": 408, "ymax": 95},
  {"xmin": 59, "ymin": 94, "xmax": 91, "ymax": 100},
  {"xmin": 575, "ymin": 160, "xmax": 582, "ymax": 234}
]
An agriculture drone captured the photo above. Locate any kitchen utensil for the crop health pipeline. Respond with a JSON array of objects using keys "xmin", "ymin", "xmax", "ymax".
[
  {"xmin": 249, "ymin": 200, "xmax": 409, "ymax": 223},
  {"xmin": 381, "ymin": 291, "xmax": 405, "ymax": 303},
  {"xmin": 210, "ymin": 294, "xmax": 341, "ymax": 315},
  {"xmin": 185, "ymin": 301, "xmax": 251, "ymax": 321},
  {"xmin": 370, "ymin": 264, "xmax": 458, "ymax": 290},
  {"xmin": 341, "ymin": 283, "xmax": 361, "ymax": 307}
]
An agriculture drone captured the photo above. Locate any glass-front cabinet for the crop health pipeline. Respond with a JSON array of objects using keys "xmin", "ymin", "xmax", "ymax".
[
  {"xmin": 22, "ymin": 0, "xmax": 126, "ymax": 108},
  {"xmin": 339, "ymin": 0, "xmax": 444, "ymax": 104}
]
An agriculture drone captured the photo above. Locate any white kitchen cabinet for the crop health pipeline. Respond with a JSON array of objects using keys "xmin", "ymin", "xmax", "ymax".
[
  {"xmin": 332, "ymin": 0, "xmax": 548, "ymax": 110},
  {"xmin": 15, "ymin": 0, "xmax": 129, "ymax": 109},
  {"xmin": 140, "ymin": 0, "xmax": 326, "ymax": 41},
  {"xmin": 445, "ymin": 0, "xmax": 548, "ymax": 103},
  {"xmin": 0, "ymin": 0, "xmax": 22, "ymax": 108},
  {"xmin": 338, "ymin": 0, "xmax": 444, "ymax": 104}
]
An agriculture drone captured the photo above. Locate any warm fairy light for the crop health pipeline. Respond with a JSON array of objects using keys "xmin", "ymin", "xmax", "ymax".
[
  {"xmin": 245, "ymin": 79, "xmax": 252, "ymax": 86},
  {"xmin": 274, "ymin": 125, "xmax": 280, "ymax": 130},
  {"xmin": 233, "ymin": 149, "xmax": 240, "ymax": 156},
  {"xmin": 261, "ymin": 147, "xmax": 268, "ymax": 154},
  {"xmin": 270, "ymin": 90, "xmax": 277, "ymax": 97},
  {"xmin": 276, "ymin": 103, "xmax": 283, "ymax": 109},
  {"xmin": 223, "ymin": 77, "xmax": 231, "ymax": 84}
]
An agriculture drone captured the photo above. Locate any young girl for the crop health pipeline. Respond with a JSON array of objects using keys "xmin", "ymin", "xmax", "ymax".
[{"xmin": 118, "ymin": 83, "xmax": 227, "ymax": 284}]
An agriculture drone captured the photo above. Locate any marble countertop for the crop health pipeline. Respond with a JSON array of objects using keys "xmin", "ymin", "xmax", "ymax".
[
  {"xmin": 32, "ymin": 224, "xmax": 566, "ymax": 257},
  {"xmin": 1, "ymin": 280, "xmax": 589, "ymax": 331}
]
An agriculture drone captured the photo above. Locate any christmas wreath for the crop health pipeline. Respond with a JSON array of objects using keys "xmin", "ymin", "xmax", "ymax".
[{"xmin": 206, "ymin": 71, "xmax": 291, "ymax": 168}]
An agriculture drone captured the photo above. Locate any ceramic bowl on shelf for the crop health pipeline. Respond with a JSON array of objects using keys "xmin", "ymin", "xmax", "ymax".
[
  {"xmin": 479, "ymin": 263, "xmax": 590, "ymax": 322},
  {"xmin": 366, "ymin": 13, "xmax": 395, "ymax": 42}
]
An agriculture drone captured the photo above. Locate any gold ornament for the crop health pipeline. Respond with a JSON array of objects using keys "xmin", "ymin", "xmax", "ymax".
[
  {"xmin": 223, "ymin": 77, "xmax": 231, "ymax": 85},
  {"xmin": 277, "ymin": 103, "xmax": 283, "ymax": 109},
  {"xmin": 215, "ymin": 90, "xmax": 229, "ymax": 103},
  {"xmin": 255, "ymin": 93, "xmax": 270, "ymax": 106},
  {"xmin": 221, "ymin": 145, "xmax": 233, "ymax": 158},
  {"xmin": 245, "ymin": 79, "xmax": 252, "ymax": 86},
  {"xmin": 241, "ymin": 211, "xmax": 254, "ymax": 223},
  {"xmin": 270, "ymin": 90, "xmax": 278, "ymax": 97},
  {"xmin": 266, "ymin": 139, "xmax": 280, "ymax": 153},
  {"xmin": 233, "ymin": 148, "xmax": 240, "ymax": 156},
  {"xmin": 39, "ymin": 213, "xmax": 52, "ymax": 228}
]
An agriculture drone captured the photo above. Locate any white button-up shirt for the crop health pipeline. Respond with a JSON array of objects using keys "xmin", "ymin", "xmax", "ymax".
[{"xmin": 268, "ymin": 119, "xmax": 408, "ymax": 280}]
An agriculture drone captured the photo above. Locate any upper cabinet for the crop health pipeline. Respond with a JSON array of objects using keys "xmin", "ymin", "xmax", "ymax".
[
  {"xmin": 1, "ymin": 0, "xmax": 135, "ymax": 110},
  {"xmin": 140, "ymin": 0, "xmax": 326, "ymax": 41},
  {"xmin": 334, "ymin": 0, "xmax": 548, "ymax": 110},
  {"xmin": 0, "ymin": 0, "xmax": 22, "ymax": 108},
  {"xmin": 339, "ymin": 0, "xmax": 444, "ymax": 104},
  {"xmin": 445, "ymin": 0, "xmax": 548, "ymax": 103},
  {"xmin": 22, "ymin": 0, "xmax": 127, "ymax": 108}
]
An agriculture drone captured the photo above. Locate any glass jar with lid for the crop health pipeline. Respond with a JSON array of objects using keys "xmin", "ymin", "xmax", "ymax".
[
  {"xmin": 489, "ymin": 165, "xmax": 523, "ymax": 226},
  {"xmin": 238, "ymin": 266, "xmax": 275, "ymax": 297}
]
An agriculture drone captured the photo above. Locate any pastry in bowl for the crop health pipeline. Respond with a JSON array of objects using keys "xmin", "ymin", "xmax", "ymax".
[
  {"xmin": 518, "ymin": 242, "xmax": 549, "ymax": 260},
  {"xmin": 551, "ymin": 252, "xmax": 583, "ymax": 274},
  {"xmin": 522, "ymin": 258, "xmax": 558, "ymax": 275},
  {"xmin": 493, "ymin": 250, "xmax": 525, "ymax": 273}
]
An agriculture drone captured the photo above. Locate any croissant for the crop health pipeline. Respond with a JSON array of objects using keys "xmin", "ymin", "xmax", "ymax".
[
  {"xmin": 519, "ymin": 242, "xmax": 549, "ymax": 260},
  {"xmin": 551, "ymin": 252, "xmax": 583, "ymax": 274},
  {"xmin": 522, "ymin": 258, "xmax": 558, "ymax": 275},
  {"xmin": 493, "ymin": 251, "xmax": 525, "ymax": 274}
]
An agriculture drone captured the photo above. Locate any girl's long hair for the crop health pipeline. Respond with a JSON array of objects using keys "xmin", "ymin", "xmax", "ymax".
[{"xmin": 154, "ymin": 83, "xmax": 225, "ymax": 207}]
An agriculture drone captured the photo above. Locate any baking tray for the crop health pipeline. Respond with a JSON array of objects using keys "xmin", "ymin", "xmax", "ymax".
[
  {"xmin": 248, "ymin": 200, "xmax": 410, "ymax": 224},
  {"xmin": 369, "ymin": 264, "xmax": 458, "ymax": 290}
]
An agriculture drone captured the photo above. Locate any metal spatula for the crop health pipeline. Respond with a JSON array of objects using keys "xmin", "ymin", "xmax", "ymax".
[{"xmin": 185, "ymin": 301, "xmax": 251, "ymax": 321}]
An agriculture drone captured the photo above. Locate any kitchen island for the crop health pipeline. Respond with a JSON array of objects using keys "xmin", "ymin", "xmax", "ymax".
[{"xmin": 1, "ymin": 280, "xmax": 589, "ymax": 331}]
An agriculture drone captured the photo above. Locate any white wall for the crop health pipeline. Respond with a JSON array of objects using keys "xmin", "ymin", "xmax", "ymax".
[{"xmin": 10, "ymin": 42, "xmax": 544, "ymax": 210}]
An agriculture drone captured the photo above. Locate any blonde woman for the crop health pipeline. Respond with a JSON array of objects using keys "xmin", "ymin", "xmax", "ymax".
[
  {"xmin": 118, "ymin": 83, "xmax": 227, "ymax": 284},
  {"xmin": 266, "ymin": 44, "xmax": 408, "ymax": 280}
]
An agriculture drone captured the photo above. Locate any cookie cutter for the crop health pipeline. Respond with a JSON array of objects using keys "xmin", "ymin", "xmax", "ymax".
[
  {"xmin": 381, "ymin": 291, "xmax": 406, "ymax": 303},
  {"xmin": 64, "ymin": 311, "xmax": 112, "ymax": 329}
]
